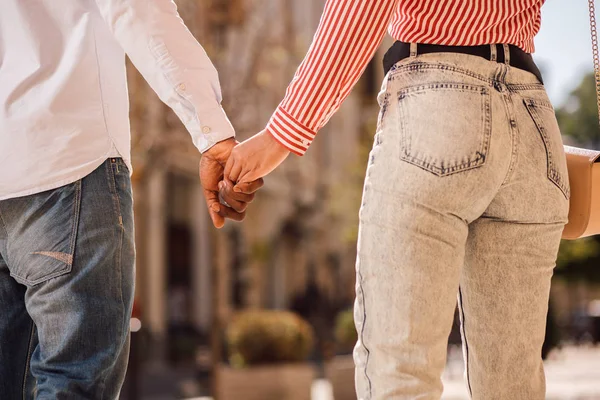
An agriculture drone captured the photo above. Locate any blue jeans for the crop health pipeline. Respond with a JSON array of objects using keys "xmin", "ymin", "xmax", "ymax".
[
  {"xmin": 0, "ymin": 158, "xmax": 135, "ymax": 399},
  {"xmin": 354, "ymin": 53, "xmax": 568, "ymax": 399}
]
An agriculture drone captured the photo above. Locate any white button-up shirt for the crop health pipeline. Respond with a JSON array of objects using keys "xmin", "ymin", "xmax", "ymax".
[{"xmin": 0, "ymin": 0, "xmax": 235, "ymax": 200}]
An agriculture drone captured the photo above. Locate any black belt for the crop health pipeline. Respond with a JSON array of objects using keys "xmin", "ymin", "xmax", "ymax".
[{"xmin": 383, "ymin": 42, "xmax": 543, "ymax": 84}]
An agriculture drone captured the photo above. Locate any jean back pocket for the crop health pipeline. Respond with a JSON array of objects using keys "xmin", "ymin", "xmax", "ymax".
[
  {"xmin": 4, "ymin": 180, "xmax": 82, "ymax": 286},
  {"xmin": 396, "ymin": 83, "xmax": 492, "ymax": 176}
]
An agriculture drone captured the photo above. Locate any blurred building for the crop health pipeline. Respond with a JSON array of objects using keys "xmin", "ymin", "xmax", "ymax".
[{"xmin": 127, "ymin": 0, "xmax": 389, "ymax": 361}]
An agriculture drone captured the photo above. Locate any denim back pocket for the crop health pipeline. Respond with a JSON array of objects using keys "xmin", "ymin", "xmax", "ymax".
[
  {"xmin": 523, "ymin": 98, "xmax": 570, "ymax": 200},
  {"xmin": 5, "ymin": 180, "xmax": 82, "ymax": 286},
  {"xmin": 396, "ymin": 83, "xmax": 492, "ymax": 176}
]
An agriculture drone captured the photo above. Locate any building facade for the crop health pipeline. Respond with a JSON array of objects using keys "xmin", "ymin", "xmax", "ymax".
[{"xmin": 128, "ymin": 0, "xmax": 389, "ymax": 362}]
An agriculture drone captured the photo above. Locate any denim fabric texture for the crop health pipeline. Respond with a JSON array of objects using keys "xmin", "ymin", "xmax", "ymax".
[
  {"xmin": 0, "ymin": 158, "xmax": 135, "ymax": 399},
  {"xmin": 353, "ymin": 52, "xmax": 569, "ymax": 400}
]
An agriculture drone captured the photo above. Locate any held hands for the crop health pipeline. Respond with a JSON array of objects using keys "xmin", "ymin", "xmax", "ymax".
[
  {"xmin": 223, "ymin": 129, "xmax": 290, "ymax": 189},
  {"xmin": 200, "ymin": 131, "xmax": 289, "ymax": 228},
  {"xmin": 199, "ymin": 138, "xmax": 264, "ymax": 228}
]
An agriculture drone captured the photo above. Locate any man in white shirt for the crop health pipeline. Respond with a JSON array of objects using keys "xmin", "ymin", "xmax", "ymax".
[{"xmin": 0, "ymin": 0, "xmax": 259, "ymax": 397}]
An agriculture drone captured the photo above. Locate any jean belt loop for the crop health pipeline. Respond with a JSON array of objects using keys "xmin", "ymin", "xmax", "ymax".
[
  {"xmin": 503, "ymin": 44, "xmax": 511, "ymax": 65},
  {"xmin": 410, "ymin": 42, "xmax": 418, "ymax": 58},
  {"xmin": 490, "ymin": 44, "xmax": 498, "ymax": 62}
]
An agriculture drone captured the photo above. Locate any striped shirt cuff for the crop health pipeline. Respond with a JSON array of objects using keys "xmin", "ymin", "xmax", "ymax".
[{"xmin": 266, "ymin": 107, "xmax": 316, "ymax": 156}]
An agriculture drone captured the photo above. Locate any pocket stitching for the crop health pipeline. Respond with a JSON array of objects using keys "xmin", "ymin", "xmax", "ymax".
[
  {"xmin": 106, "ymin": 160, "xmax": 124, "ymax": 226},
  {"xmin": 68, "ymin": 180, "xmax": 82, "ymax": 257},
  {"xmin": 10, "ymin": 181, "xmax": 82, "ymax": 286},
  {"xmin": 397, "ymin": 84, "xmax": 492, "ymax": 176},
  {"xmin": 523, "ymin": 99, "xmax": 570, "ymax": 199},
  {"xmin": 389, "ymin": 61, "xmax": 492, "ymax": 86}
]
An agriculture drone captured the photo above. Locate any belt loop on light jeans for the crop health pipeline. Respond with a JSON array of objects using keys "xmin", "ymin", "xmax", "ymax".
[
  {"xmin": 490, "ymin": 44, "xmax": 498, "ymax": 62},
  {"xmin": 503, "ymin": 44, "xmax": 511, "ymax": 65},
  {"xmin": 410, "ymin": 43, "xmax": 418, "ymax": 58}
]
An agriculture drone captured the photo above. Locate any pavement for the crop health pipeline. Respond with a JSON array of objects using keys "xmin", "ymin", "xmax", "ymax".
[
  {"xmin": 127, "ymin": 345, "xmax": 600, "ymax": 400},
  {"xmin": 441, "ymin": 346, "xmax": 600, "ymax": 400}
]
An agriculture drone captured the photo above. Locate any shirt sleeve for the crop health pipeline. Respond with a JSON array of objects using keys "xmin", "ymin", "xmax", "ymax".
[
  {"xmin": 93, "ymin": 0, "xmax": 234, "ymax": 153},
  {"xmin": 266, "ymin": 0, "xmax": 399, "ymax": 156}
]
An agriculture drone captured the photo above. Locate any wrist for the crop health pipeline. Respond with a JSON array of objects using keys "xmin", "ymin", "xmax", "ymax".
[
  {"xmin": 204, "ymin": 137, "xmax": 236, "ymax": 162},
  {"xmin": 264, "ymin": 129, "xmax": 294, "ymax": 156}
]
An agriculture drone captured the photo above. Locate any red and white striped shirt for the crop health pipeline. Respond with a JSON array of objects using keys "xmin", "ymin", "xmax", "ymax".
[{"xmin": 266, "ymin": 0, "xmax": 544, "ymax": 155}]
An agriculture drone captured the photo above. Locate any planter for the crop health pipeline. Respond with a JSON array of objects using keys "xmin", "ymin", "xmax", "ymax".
[
  {"xmin": 326, "ymin": 355, "xmax": 356, "ymax": 400},
  {"xmin": 217, "ymin": 363, "xmax": 314, "ymax": 400}
]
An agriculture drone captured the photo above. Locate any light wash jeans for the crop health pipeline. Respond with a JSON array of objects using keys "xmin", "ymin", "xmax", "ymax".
[
  {"xmin": 0, "ymin": 158, "xmax": 135, "ymax": 399},
  {"xmin": 354, "ymin": 52, "xmax": 569, "ymax": 400}
]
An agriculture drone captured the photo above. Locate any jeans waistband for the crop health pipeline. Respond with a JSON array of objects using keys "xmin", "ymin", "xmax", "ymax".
[{"xmin": 383, "ymin": 42, "xmax": 544, "ymax": 84}]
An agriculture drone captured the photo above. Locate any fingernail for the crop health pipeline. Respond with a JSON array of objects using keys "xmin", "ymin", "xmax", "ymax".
[
  {"xmin": 211, "ymin": 204, "xmax": 220, "ymax": 212},
  {"xmin": 218, "ymin": 182, "xmax": 224, "ymax": 190},
  {"xmin": 233, "ymin": 186, "xmax": 242, "ymax": 193}
]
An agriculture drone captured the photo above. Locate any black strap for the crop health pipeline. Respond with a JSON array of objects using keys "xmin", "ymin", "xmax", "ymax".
[{"xmin": 383, "ymin": 41, "xmax": 543, "ymax": 84}]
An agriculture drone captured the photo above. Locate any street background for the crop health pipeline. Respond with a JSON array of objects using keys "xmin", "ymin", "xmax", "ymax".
[{"xmin": 121, "ymin": 1, "xmax": 600, "ymax": 399}]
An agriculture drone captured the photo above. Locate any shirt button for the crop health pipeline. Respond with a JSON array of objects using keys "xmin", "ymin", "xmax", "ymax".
[
  {"xmin": 202, "ymin": 126, "xmax": 211, "ymax": 134},
  {"xmin": 178, "ymin": 83, "xmax": 186, "ymax": 91}
]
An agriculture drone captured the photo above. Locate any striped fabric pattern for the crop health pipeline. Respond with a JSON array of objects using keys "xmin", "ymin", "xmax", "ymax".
[{"xmin": 266, "ymin": 0, "xmax": 544, "ymax": 155}]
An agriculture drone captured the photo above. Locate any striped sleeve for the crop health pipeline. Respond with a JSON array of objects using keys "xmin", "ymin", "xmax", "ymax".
[{"xmin": 266, "ymin": 0, "xmax": 399, "ymax": 155}]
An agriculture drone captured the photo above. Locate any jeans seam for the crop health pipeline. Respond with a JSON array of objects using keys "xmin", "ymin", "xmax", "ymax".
[
  {"xmin": 113, "ymin": 193, "xmax": 126, "ymax": 400},
  {"xmin": 507, "ymin": 83, "xmax": 545, "ymax": 92},
  {"xmin": 22, "ymin": 321, "xmax": 36, "ymax": 400},
  {"xmin": 458, "ymin": 288, "xmax": 473, "ymax": 397},
  {"xmin": 105, "ymin": 161, "xmax": 123, "ymax": 225},
  {"xmin": 0, "ymin": 204, "xmax": 8, "ymax": 238},
  {"xmin": 0, "ymin": 204, "xmax": 10, "ymax": 264},
  {"xmin": 99, "ymin": 165, "xmax": 126, "ymax": 400},
  {"xmin": 356, "ymin": 269, "xmax": 373, "ymax": 398},
  {"xmin": 69, "ymin": 181, "xmax": 83, "ymax": 256},
  {"xmin": 523, "ymin": 100, "xmax": 570, "ymax": 199},
  {"xmin": 500, "ymin": 92, "xmax": 519, "ymax": 187}
]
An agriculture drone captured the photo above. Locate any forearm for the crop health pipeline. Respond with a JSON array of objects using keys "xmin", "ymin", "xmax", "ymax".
[
  {"xmin": 266, "ymin": 0, "xmax": 399, "ymax": 155},
  {"xmin": 94, "ymin": 0, "xmax": 234, "ymax": 152}
]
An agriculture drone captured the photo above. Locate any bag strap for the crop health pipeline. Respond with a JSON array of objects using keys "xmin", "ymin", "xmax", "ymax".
[{"xmin": 589, "ymin": 0, "xmax": 600, "ymax": 125}]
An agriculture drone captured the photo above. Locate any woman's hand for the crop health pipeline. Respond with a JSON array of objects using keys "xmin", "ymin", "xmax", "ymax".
[
  {"xmin": 200, "ymin": 138, "xmax": 264, "ymax": 228},
  {"xmin": 224, "ymin": 130, "xmax": 290, "ymax": 188}
]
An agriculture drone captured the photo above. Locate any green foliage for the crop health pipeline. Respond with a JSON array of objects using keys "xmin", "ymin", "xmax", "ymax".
[
  {"xmin": 555, "ymin": 237, "xmax": 600, "ymax": 283},
  {"xmin": 556, "ymin": 73, "xmax": 600, "ymax": 147},
  {"xmin": 226, "ymin": 310, "xmax": 315, "ymax": 368},
  {"xmin": 556, "ymin": 238, "xmax": 600, "ymax": 270},
  {"xmin": 327, "ymin": 117, "xmax": 377, "ymax": 244},
  {"xmin": 334, "ymin": 308, "xmax": 358, "ymax": 353},
  {"xmin": 553, "ymin": 72, "xmax": 600, "ymax": 282},
  {"xmin": 249, "ymin": 241, "xmax": 271, "ymax": 263}
]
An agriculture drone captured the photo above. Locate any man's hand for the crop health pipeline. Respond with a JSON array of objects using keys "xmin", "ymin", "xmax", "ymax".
[
  {"xmin": 200, "ymin": 138, "xmax": 264, "ymax": 228},
  {"xmin": 224, "ymin": 130, "xmax": 290, "ymax": 188}
]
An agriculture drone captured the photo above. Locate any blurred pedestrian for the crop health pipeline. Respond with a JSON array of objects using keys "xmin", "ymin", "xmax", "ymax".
[{"xmin": 221, "ymin": 1, "xmax": 569, "ymax": 399}]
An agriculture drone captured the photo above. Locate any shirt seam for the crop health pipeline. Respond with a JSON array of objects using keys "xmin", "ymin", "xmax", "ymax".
[
  {"xmin": 91, "ymin": 23, "xmax": 113, "ymax": 144},
  {"xmin": 91, "ymin": 23, "xmax": 128, "ymax": 168}
]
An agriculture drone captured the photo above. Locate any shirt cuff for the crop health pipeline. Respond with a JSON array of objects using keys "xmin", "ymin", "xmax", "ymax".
[
  {"xmin": 265, "ymin": 107, "xmax": 316, "ymax": 156},
  {"xmin": 190, "ymin": 106, "xmax": 236, "ymax": 153}
]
